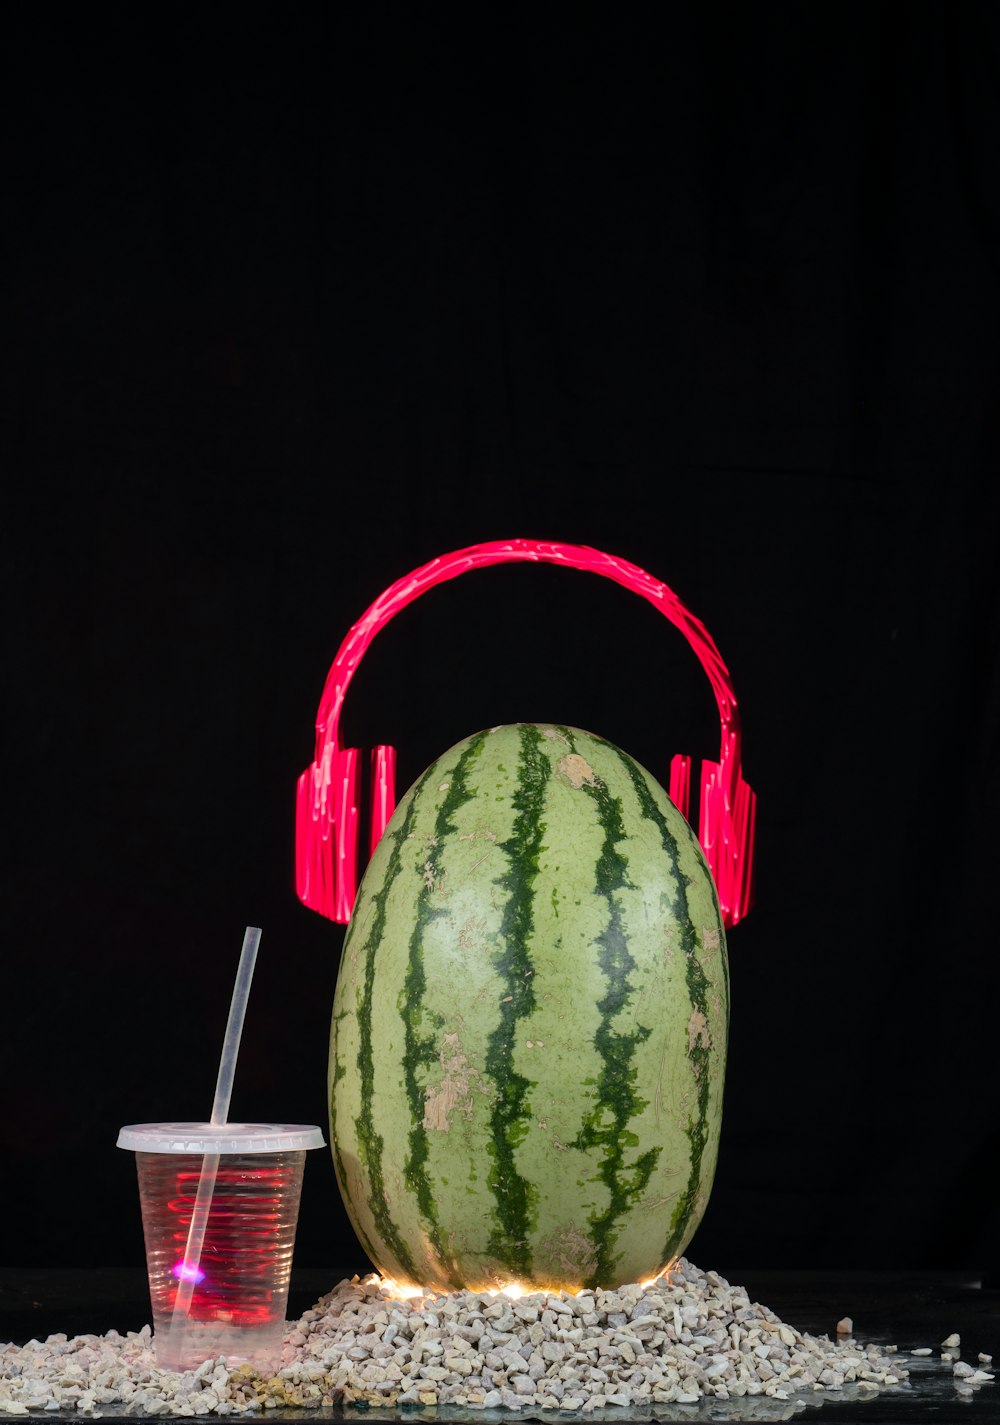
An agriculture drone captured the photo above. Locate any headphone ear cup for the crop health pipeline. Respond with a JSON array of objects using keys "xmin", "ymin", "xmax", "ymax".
[
  {"xmin": 698, "ymin": 761, "xmax": 756, "ymax": 929},
  {"xmin": 698, "ymin": 760, "xmax": 725, "ymax": 918},
  {"xmin": 369, "ymin": 746, "xmax": 397, "ymax": 858},
  {"xmin": 669, "ymin": 754, "xmax": 692, "ymax": 822},
  {"xmin": 296, "ymin": 748, "xmax": 394, "ymax": 923},
  {"xmin": 334, "ymin": 749, "xmax": 361, "ymax": 924},
  {"xmin": 295, "ymin": 761, "xmax": 337, "ymax": 920},
  {"xmin": 732, "ymin": 774, "xmax": 757, "ymax": 922}
]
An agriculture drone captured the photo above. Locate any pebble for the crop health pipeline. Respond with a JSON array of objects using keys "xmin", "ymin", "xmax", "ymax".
[
  {"xmin": 942, "ymin": 1332, "xmax": 961, "ymax": 1347},
  {"xmin": 0, "ymin": 1256, "xmax": 950, "ymax": 1415}
]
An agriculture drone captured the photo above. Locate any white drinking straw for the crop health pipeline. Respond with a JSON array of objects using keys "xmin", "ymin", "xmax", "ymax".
[{"xmin": 167, "ymin": 925, "xmax": 262, "ymax": 1348}]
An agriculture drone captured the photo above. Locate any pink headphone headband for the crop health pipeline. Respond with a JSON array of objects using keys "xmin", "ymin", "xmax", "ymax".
[{"xmin": 296, "ymin": 538, "xmax": 756, "ymax": 927}]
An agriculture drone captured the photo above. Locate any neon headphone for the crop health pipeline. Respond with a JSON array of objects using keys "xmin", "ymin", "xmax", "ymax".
[{"xmin": 296, "ymin": 538, "xmax": 756, "ymax": 928}]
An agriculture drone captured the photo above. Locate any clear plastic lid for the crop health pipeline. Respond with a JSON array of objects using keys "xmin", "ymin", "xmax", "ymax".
[{"xmin": 116, "ymin": 1122, "xmax": 326, "ymax": 1154}]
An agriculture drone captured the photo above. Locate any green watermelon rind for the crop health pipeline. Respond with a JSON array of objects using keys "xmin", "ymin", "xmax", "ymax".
[{"xmin": 329, "ymin": 723, "xmax": 729, "ymax": 1292}]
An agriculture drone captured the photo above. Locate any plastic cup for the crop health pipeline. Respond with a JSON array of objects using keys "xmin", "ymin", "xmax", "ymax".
[{"xmin": 118, "ymin": 1122, "xmax": 325, "ymax": 1372}]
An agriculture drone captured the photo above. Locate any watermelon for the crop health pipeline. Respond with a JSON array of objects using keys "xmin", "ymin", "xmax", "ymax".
[{"xmin": 328, "ymin": 723, "xmax": 729, "ymax": 1292}]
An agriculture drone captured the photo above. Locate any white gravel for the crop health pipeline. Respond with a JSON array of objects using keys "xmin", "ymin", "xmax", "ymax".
[{"xmin": 1, "ymin": 1257, "xmax": 994, "ymax": 1414}]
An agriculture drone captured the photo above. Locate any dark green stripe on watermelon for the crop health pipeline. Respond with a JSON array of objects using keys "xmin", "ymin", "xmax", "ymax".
[
  {"xmin": 611, "ymin": 746, "xmax": 718, "ymax": 1265},
  {"xmin": 330, "ymin": 1015, "xmax": 381, "ymax": 1266},
  {"xmin": 329, "ymin": 1016, "xmax": 349, "ymax": 1202},
  {"xmin": 661, "ymin": 935, "xmax": 714, "ymax": 1261},
  {"xmin": 568, "ymin": 729, "xmax": 659, "ymax": 1288},
  {"xmin": 484, "ymin": 724, "xmax": 547, "ymax": 1276},
  {"xmin": 399, "ymin": 734, "xmax": 489, "ymax": 1290},
  {"xmin": 352, "ymin": 775, "xmax": 434, "ymax": 1281}
]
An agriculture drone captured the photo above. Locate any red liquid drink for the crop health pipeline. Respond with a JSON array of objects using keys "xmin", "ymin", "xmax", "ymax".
[{"xmin": 118, "ymin": 1123, "xmax": 325, "ymax": 1372}]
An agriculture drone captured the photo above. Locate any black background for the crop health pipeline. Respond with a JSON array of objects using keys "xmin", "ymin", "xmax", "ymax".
[{"xmin": 3, "ymin": 7, "xmax": 998, "ymax": 1282}]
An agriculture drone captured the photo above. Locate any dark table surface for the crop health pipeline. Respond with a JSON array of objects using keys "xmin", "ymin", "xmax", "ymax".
[{"xmin": 1, "ymin": 1267, "xmax": 997, "ymax": 1424}]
